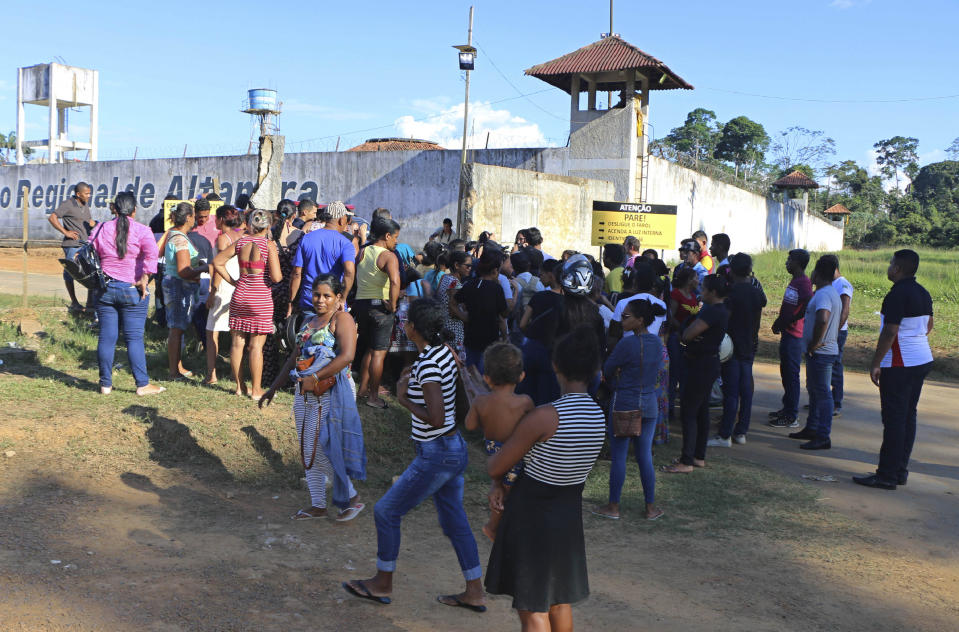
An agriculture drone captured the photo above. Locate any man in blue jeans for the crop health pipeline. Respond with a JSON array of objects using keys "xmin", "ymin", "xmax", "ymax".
[
  {"xmin": 854, "ymin": 249, "xmax": 934, "ymax": 490},
  {"xmin": 769, "ymin": 249, "xmax": 813, "ymax": 428},
  {"xmin": 788, "ymin": 256, "xmax": 842, "ymax": 450},
  {"xmin": 709, "ymin": 253, "xmax": 766, "ymax": 447},
  {"xmin": 49, "ymin": 182, "xmax": 95, "ymax": 313}
]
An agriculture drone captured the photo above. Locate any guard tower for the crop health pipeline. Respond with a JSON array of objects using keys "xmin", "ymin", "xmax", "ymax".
[
  {"xmin": 525, "ymin": 36, "xmax": 692, "ymax": 203},
  {"xmin": 16, "ymin": 63, "xmax": 99, "ymax": 165}
]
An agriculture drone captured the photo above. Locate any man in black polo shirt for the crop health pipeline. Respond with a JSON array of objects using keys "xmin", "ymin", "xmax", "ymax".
[
  {"xmin": 49, "ymin": 181, "xmax": 95, "ymax": 312},
  {"xmin": 854, "ymin": 249, "xmax": 934, "ymax": 490}
]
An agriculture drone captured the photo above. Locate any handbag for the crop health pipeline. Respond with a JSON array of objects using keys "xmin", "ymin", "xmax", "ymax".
[
  {"xmin": 59, "ymin": 223, "xmax": 108, "ymax": 290},
  {"xmin": 445, "ymin": 344, "xmax": 489, "ymax": 424},
  {"xmin": 610, "ymin": 336, "xmax": 644, "ymax": 438},
  {"xmin": 296, "ymin": 356, "xmax": 337, "ymax": 397}
]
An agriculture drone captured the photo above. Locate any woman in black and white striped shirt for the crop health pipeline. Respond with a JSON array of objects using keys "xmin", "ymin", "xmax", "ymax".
[
  {"xmin": 343, "ymin": 298, "xmax": 486, "ymax": 612},
  {"xmin": 485, "ymin": 326, "xmax": 606, "ymax": 630}
]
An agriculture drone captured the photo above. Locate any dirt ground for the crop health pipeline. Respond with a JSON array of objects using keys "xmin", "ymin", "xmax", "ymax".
[
  {"xmin": 0, "ymin": 247, "xmax": 65, "ymax": 276},
  {"xmin": 2, "ymin": 404, "xmax": 957, "ymax": 632}
]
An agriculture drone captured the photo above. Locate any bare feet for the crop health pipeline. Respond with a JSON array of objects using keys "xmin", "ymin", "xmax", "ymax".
[
  {"xmin": 234, "ymin": 382, "xmax": 249, "ymax": 397},
  {"xmin": 249, "ymin": 391, "xmax": 265, "ymax": 402},
  {"xmin": 136, "ymin": 384, "xmax": 166, "ymax": 396},
  {"xmin": 202, "ymin": 376, "xmax": 217, "ymax": 385}
]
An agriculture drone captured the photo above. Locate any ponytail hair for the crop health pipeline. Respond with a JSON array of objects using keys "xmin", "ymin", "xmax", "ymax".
[
  {"xmin": 407, "ymin": 298, "xmax": 453, "ymax": 346},
  {"xmin": 113, "ymin": 191, "xmax": 136, "ymax": 259}
]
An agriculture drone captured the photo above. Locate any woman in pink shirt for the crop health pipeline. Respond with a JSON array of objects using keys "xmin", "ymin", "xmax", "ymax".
[{"xmin": 90, "ymin": 192, "xmax": 165, "ymax": 396}]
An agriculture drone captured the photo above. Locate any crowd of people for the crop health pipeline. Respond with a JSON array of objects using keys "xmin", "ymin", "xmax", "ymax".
[{"xmin": 52, "ymin": 180, "xmax": 935, "ymax": 630}]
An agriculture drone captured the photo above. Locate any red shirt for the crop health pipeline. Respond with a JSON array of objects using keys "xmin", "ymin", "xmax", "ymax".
[{"xmin": 670, "ymin": 288, "xmax": 700, "ymax": 327}]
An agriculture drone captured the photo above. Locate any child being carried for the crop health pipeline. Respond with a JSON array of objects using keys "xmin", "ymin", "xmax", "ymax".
[{"xmin": 465, "ymin": 342, "xmax": 535, "ymax": 541}]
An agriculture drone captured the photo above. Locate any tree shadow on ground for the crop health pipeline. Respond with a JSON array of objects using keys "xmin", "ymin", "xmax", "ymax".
[{"xmin": 122, "ymin": 405, "xmax": 233, "ymax": 481}]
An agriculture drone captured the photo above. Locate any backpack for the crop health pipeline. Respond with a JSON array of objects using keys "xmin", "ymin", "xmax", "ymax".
[{"xmin": 59, "ymin": 224, "xmax": 107, "ymax": 290}]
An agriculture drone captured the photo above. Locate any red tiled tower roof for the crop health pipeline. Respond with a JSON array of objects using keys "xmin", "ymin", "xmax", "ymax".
[
  {"xmin": 772, "ymin": 170, "xmax": 820, "ymax": 189},
  {"xmin": 824, "ymin": 203, "xmax": 851, "ymax": 215},
  {"xmin": 524, "ymin": 36, "xmax": 693, "ymax": 94}
]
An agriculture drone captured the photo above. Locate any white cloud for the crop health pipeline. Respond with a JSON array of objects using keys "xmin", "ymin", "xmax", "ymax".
[
  {"xmin": 394, "ymin": 101, "xmax": 549, "ymax": 149},
  {"xmin": 282, "ymin": 99, "xmax": 375, "ymax": 121},
  {"xmin": 830, "ymin": 0, "xmax": 872, "ymax": 8}
]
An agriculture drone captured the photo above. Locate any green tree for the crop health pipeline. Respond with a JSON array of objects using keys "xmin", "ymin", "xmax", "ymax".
[
  {"xmin": 874, "ymin": 136, "xmax": 919, "ymax": 193},
  {"xmin": 0, "ymin": 131, "xmax": 32, "ymax": 164},
  {"xmin": 663, "ymin": 108, "xmax": 720, "ymax": 165},
  {"xmin": 911, "ymin": 160, "xmax": 959, "ymax": 213},
  {"xmin": 946, "ymin": 137, "xmax": 959, "ymax": 161},
  {"xmin": 714, "ymin": 116, "xmax": 769, "ymax": 178},
  {"xmin": 770, "ymin": 127, "xmax": 836, "ymax": 174}
]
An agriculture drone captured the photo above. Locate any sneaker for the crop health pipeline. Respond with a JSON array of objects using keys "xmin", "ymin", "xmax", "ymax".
[
  {"xmin": 707, "ymin": 435, "xmax": 731, "ymax": 448},
  {"xmin": 768, "ymin": 408, "xmax": 787, "ymax": 419},
  {"xmin": 732, "ymin": 434, "xmax": 747, "ymax": 445},
  {"xmin": 768, "ymin": 415, "xmax": 799, "ymax": 428},
  {"xmin": 833, "ymin": 408, "xmax": 842, "ymax": 417}
]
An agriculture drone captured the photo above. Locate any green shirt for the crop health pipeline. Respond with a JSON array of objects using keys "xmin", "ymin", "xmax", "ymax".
[{"xmin": 605, "ymin": 266, "xmax": 625, "ymax": 293}]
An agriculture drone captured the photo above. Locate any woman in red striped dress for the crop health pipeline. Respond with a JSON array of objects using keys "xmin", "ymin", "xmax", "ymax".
[{"xmin": 214, "ymin": 209, "xmax": 281, "ymax": 399}]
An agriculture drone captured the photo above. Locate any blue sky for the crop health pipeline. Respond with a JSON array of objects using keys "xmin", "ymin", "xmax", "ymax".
[{"xmin": 3, "ymin": 0, "xmax": 957, "ymax": 173}]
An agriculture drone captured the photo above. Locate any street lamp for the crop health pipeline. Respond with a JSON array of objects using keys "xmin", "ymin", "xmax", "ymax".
[
  {"xmin": 454, "ymin": 45, "xmax": 476, "ymax": 70},
  {"xmin": 453, "ymin": 7, "xmax": 475, "ymax": 239}
]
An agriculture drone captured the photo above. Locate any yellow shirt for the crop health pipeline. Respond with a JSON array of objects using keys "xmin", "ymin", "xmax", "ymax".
[
  {"xmin": 700, "ymin": 253, "xmax": 715, "ymax": 274},
  {"xmin": 604, "ymin": 266, "xmax": 625, "ymax": 293},
  {"xmin": 355, "ymin": 245, "xmax": 391, "ymax": 300}
]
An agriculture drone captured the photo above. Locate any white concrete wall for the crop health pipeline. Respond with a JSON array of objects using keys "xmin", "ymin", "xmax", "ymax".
[
  {"xmin": 645, "ymin": 156, "xmax": 844, "ymax": 256},
  {"xmin": 568, "ymin": 100, "xmax": 637, "ymax": 202},
  {"xmin": 463, "ymin": 163, "xmax": 615, "ymax": 256},
  {"xmin": 0, "ymin": 148, "xmax": 568, "ymax": 247}
]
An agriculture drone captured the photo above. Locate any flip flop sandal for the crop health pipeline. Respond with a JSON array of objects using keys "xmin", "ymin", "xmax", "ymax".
[
  {"xmin": 364, "ymin": 400, "xmax": 388, "ymax": 409},
  {"xmin": 291, "ymin": 509, "xmax": 326, "ymax": 520},
  {"xmin": 589, "ymin": 509, "xmax": 620, "ymax": 520},
  {"xmin": 342, "ymin": 580, "xmax": 391, "ymax": 605},
  {"xmin": 335, "ymin": 503, "xmax": 365, "ymax": 522},
  {"xmin": 661, "ymin": 464, "xmax": 693, "ymax": 474},
  {"xmin": 437, "ymin": 595, "xmax": 487, "ymax": 613}
]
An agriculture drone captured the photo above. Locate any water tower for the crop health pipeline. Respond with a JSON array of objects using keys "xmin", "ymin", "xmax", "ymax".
[
  {"xmin": 16, "ymin": 63, "xmax": 99, "ymax": 165},
  {"xmin": 241, "ymin": 88, "xmax": 281, "ymax": 139}
]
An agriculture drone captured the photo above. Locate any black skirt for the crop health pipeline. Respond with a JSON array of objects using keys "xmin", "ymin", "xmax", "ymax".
[{"xmin": 484, "ymin": 474, "xmax": 589, "ymax": 612}]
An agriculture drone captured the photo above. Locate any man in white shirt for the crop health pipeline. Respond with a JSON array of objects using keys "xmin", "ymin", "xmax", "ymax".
[{"xmin": 822, "ymin": 254, "xmax": 853, "ymax": 416}]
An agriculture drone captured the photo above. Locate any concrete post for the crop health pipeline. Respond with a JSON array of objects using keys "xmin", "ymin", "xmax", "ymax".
[
  {"xmin": 90, "ymin": 70, "xmax": 98, "ymax": 161},
  {"xmin": 16, "ymin": 67, "xmax": 24, "ymax": 165},
  {"xmin": 250, "ymin": 135, "xmax": 285, "ymax": 211},
  {"xmin": 570, "ymin": 75, "xmax": 581, "ymax": 120},
  {"xmin": 587, "ymin": 79, "xmax": 596, "ymax": 110},
  {"xmin": 48, "ymin": 65, "xmax": 58, "ymax": 164}
]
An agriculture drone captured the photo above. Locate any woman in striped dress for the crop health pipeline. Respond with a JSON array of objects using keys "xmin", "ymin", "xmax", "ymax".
[
  {"xmin": 485, "ymin": 326, "xmax": 607, "ymax": 631},
  {"xmin": 213, "ymin": 209, "xmax": 281, "ymax": 399},
  {"xmin": 343, "ymin": 298, "xmax": 485, "ymax": 612}
]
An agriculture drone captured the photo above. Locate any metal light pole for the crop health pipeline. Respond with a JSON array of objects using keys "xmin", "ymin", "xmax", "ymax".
[{"xmin": 455, "ymin": 6, "xmax": 475, "ymax": 239}]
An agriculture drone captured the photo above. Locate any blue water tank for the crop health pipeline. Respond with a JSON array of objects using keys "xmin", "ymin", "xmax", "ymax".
[{"xmin": 247, "ymin": 88, "xmax": 278, "ymax": 111}]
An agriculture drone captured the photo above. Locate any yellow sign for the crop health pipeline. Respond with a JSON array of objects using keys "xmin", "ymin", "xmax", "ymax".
[
  {"xmin": 591, "ymin": 201, "xmax": 678, "ymax": 251},
  {"xmin": 162, "ymin": 199, "xmax": 224, "ymax": 232}
]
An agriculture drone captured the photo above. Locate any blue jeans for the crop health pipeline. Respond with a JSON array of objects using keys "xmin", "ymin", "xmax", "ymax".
[
  {"xmin": 62, "ymin": 246, "xmax": 81, "ymax": 282},
  {"xmin": 608, "ymin": 419, "xmax": 657, "ymax": 505},
  {"xmin": 831, "ymin": 330, "xmax": 847, "ymax": 410},
  {"xmin": 805, "ymin": 352, "xmax": 837, "ymax": 440},
  {"xmin": 517, "ymin": 338, "xmax": 560, "ymax": 406},
  {"xmin": 95, "ymin": 280, "xmax": 150, "ymax": 388},
  {"xmin": 779, "ymin": 334, "xmax": 803, "ymax": 417},
  {"xmin": 464, "ymin": 346, "xmax": 485, "ymax": 373},
  {"xmin": 162, "ymin": 276, "xmax": 199, "ymax": 331},
  {"xmin": 373, "ymin": 433, "xmax": 481, "ymax": 580},
  {"xmin": 719, "ymin": 357, "xmax": 754, "ymax": 438}
]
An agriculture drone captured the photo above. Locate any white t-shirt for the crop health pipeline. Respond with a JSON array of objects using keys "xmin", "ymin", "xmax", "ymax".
[
  {"xmin": 599, "ymin": 304, "xmax": 615, "ymax": 331},
  {"xmin": 498, "ymin": 273, "xmax": 513, "ymax": 300},
  {"xmin": 832, "ymin": 276, "xmax": 854, "ymax": 331},
  {"xmin": 612, "ymin": 293, "xmax": 667, "ymax": 336}
]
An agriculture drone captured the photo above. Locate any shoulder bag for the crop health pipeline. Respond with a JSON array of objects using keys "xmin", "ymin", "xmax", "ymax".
[{"xmin": 59, "ymin": 223, "xmax": 108, "ymax": 290}]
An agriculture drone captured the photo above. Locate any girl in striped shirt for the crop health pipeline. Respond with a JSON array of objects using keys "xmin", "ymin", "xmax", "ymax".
[
  {"xmin": 343, "ymin": 298, "xmax": 486, "ymax": 612},
  {"xmin": 484, "ymin": 326, "xmax": 606, "ymax": 630}
]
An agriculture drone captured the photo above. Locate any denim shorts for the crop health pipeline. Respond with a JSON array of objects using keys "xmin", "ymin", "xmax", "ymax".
[
  {"xmin": 62, "ymin": 246, "xmax": 81, "ymax": 281},
  {"xmin": 353, "ymin": 299, "xmax": 395, "ymax": 351},
  {"xmin": 162, "ymin": 276, "xmax": 199, "ymax": 330}
]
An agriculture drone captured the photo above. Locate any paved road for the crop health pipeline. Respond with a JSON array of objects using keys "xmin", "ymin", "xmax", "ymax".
[
  {"xmin": 3, "ymin": 272, "xmax": 957, "ymax": 557},
  {"xmin": 737, "ymin": 361, "xmax": 958, "ymax": 560}
]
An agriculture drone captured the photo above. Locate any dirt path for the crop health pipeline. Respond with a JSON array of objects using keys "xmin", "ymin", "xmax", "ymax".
[{"xmin": 2, "ymin": 419, "xmax": 957, "ymax": 631}]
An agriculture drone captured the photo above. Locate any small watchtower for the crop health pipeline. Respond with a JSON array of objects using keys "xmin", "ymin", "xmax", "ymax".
[
  {"xmin": 772, "ymin": 170, "xmax": 820, "ymax": 212},
  {"xmin": 525, "ymin": 36, "xmax": 692, "ymax": 202}
]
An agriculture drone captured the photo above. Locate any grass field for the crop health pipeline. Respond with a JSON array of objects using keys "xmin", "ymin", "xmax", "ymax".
[{"xmin": 750, "ymin": 248, "xmax": 958, "ymax": 381}]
